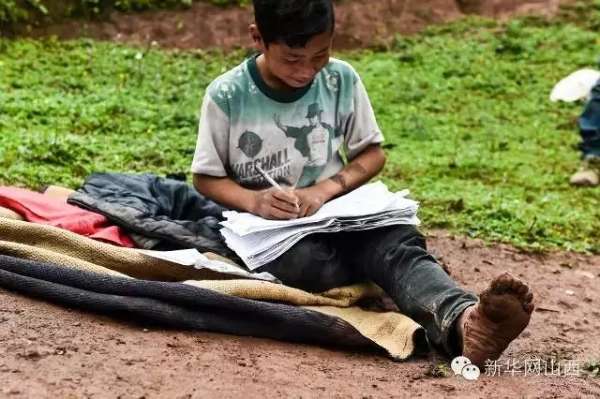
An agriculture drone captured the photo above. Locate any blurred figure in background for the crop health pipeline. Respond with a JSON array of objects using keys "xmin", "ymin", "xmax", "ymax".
[{"xmin": 571, "ymin": 78, "xmax": 600, "ymax": 187}]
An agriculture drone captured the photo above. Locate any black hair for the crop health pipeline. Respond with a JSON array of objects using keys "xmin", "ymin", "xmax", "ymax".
[{"xmin": 252, "ymin": 0, "xmax": 335, "ymax": 48}]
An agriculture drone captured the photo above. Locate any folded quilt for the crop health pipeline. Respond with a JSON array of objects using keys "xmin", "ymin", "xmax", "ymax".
[
  {"xmin": 0, "ymin": 218, "xmax": 427, "ymax": 360},
  {"xmin": 0, "ymin": 218, "xmax": 239, "ymax": 282},
  {"xmin": 0, "ymin": 205, "xmax": 23, "ymax": 220},
  {"xmin": 0, "ymin": 186, "xmax": 135, "ymax": 247},
  {"xmin": 0, "ymin": 255, "xmax": 373, "ymax": 348}
]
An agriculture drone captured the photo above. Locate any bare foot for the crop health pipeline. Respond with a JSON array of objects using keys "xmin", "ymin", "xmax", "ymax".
[{"xmin": 457, "ymin": 272, "xmax": 534, "ymax": 367}]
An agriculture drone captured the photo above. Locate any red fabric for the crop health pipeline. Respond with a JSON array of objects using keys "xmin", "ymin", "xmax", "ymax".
[{"xmin": 0, "ymin": 186, "xmax": 136, "ymax": 248}]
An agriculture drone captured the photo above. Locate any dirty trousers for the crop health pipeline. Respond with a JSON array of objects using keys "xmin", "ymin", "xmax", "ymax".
[
  {"xmin": 257, "ymin": 224, "xmax": 479, "ymax": 357},
  {"xmin": 579, "ymin": 78, "xmax": 600, "ymax": 158}
]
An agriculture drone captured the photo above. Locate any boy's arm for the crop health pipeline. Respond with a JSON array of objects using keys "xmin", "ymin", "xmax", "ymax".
[
  {"xmin": 193, "ymin": 88, "xmax": 299, "ymax": 220},
  {"xmin": 193, "ymin": 174, "xmax": 301, "ymax": 220},
  {"xmin": 293, "ymin": 143, "xmax": 386, "ymax": 217}
]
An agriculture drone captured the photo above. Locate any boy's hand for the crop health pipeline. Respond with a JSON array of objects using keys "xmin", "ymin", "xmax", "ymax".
[
  {"xmin": 251, "ymin": 188, "xmax": 300, "ymax": 220},
  {"xmin": 294, "ymin": 186, "xmax": 331, "ymax": 218}
]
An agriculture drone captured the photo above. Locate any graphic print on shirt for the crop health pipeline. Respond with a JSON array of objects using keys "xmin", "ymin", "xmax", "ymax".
[
  {"xmin": 230, "ymin": 146, "xmax": 293, "ymax": 188},
  {"xmin": 274, "ymin": 102, "xmax": 345, "ymax": 187},
  {"xmin": 237, "ymin": 131, "xmax": 263, "ymax": 158},
  {"xmin": 233, "ymin": 130, "xmax": 292, "ymax": 189}
]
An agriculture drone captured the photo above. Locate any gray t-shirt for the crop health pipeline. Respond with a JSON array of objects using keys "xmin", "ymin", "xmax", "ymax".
[{"xmin": 191, "ymin": 55, "xmax": 384, "ymax": 189}]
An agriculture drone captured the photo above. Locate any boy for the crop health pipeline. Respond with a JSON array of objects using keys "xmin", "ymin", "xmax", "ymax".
[{"xmin": 191, "ymin": 0, "xmax": 534, "ymax": 367}]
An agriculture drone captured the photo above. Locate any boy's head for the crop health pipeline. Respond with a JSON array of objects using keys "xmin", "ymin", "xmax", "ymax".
[{"xmin": 250, "ymin": 0, "xmax": 335, "ymax": 89}]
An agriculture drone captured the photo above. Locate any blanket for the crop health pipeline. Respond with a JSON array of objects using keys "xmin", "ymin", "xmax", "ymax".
[
  {"xmin": 0, "ymin": 217, "xmax": 427, "ymax": 360},
  {"xmin": 0, "ymin": 186, "xmax": 135, "ymax": 247}
]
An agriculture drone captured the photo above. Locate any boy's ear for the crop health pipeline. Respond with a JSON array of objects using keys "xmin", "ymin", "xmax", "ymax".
[{"xmin": 249, "ymin": 24, "xmax": 265, "ymax": 52}]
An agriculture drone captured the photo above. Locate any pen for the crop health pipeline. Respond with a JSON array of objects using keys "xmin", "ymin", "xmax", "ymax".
[
  {"xmin": 255, "ymin": 165, "xmax": 299, "ymax": 209},
  {"xmin": 256, "ymin": 165, "xmax": 284, "ymax": 191}
]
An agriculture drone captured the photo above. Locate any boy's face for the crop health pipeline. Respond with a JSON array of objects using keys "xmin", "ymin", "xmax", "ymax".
[{"xmin": 251, "ymin": 26, "xmax": 333, "ymax": 90}]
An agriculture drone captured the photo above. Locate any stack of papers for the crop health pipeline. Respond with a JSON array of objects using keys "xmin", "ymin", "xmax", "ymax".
[{"xmin": 220, "ymin": 182, "xmax": 420, "ymax": 270}]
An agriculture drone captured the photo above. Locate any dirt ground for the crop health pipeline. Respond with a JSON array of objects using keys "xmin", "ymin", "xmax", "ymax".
[
  {"xmin": 20, "ymin": 0, "xmax": 568, "ymax": 50},
  {"xmin": 1, "ymin": 230, "xmax": 600, "ymax": 398}
]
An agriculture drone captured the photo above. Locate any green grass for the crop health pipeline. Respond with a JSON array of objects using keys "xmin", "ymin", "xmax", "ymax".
[{"xmin": 0, "ymin": 10, "xmax": 599, "ymax": 253}]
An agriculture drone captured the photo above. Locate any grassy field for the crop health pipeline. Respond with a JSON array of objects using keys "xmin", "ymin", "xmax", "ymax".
[{"xmin": 0, "ymin": 10, "xmax": 599, "ymax": 253}]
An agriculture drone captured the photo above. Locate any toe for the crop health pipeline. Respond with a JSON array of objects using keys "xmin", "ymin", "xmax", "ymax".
[
  {"xmin": 524, "ymin": 292, "xmax": 534, "ymax": 304},
  {"xmin": 507, "ymin": 274, "xmax": 526, "ymax": 289},
  {"xmin": 513, "ymin": 281, "xmax": 528, "ymax": 296},
  {"xmin": 491, "ymin": 273, "xmax": 514, "ymax": 292}
]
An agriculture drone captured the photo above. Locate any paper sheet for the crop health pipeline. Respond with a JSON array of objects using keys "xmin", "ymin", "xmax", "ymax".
[{"xmin": 219, "ymin": 182, "xmax": 420, "ymax": 270}]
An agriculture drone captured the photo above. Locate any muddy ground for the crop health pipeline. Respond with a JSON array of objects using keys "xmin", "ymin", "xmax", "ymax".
[
  {"xmin": 1, "ymin": 230, "xmax": 600, "ymax": 398},
  {"xmin": 19, "ymin": 0, "xmax": 568, "ymax": 50}
]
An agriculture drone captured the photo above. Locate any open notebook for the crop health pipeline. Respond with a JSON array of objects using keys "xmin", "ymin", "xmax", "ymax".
[{"xmin": 220, "ymin": 181, "xmax": 420, "ymax": 270}]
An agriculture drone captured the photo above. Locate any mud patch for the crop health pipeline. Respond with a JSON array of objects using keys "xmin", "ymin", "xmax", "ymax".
[
  {"xmin": 1, "ymin": 230, "xmax": 599, "ymax": 397},
  {"xmin": 17, "ymin": 0, "xmax": 569, "ymax": 50}
]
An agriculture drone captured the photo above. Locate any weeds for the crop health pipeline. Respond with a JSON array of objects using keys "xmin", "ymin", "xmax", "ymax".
[{"xmin": 0, "ymin": 11, "xmax": 598, "ymax": 253}]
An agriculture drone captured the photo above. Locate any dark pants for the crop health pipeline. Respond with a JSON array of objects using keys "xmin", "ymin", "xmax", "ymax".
[
  {"xmin": 579, "ymin": 79, "xmax": 600, "ymax": 159},
  {"xmin": 257, "ymin": 225, "xmax": 479, "ymax": 357}
]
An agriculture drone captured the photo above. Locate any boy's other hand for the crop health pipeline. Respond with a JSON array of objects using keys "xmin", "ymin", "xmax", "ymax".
[
  {"xmin": 294, "ymin": 186, "xmax": 330, "ymax": 218},
  {"xmin": 251, "ymin": 188, "xmax": 300, "ymax": 220}
]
